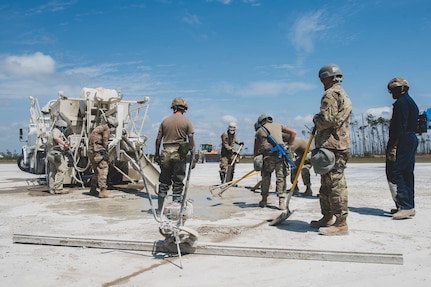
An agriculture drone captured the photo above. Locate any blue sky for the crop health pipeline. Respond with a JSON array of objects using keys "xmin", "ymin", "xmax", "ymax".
[{"xmin": 1, "ymin": 0, "xmax": 430, "ymax": 154}]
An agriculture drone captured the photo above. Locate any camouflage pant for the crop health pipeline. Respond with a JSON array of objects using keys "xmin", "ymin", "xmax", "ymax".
[
  {"xmin": 318, "ymin": 150, "xmax": 349, "ymax": 218},
  {"xmin": 290, "ymin": 158, "xmax": 312, "ymax": 186},
  {"xmin": 89, "ymin": 151, "xmax": 109, "ymax": 190},
  {"xmin": 261, "ymin": 155, "xmax": 286, "ymax": 198},
  {"xmin": 47, "ymin": 150, "xmax": 68, "ymax": 193},
  {"xmin": 219, "ymin": 154, "xmax": 236, "ymax": 181},
  {"xmin": 158, "ymin": 146, "xmax": 186, "ymax": 202}
]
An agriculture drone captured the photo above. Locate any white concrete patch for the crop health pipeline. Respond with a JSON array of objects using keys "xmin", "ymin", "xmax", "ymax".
[{"xmin": 0, "ymin": 162, "xmax": 430, "ymax": 286}]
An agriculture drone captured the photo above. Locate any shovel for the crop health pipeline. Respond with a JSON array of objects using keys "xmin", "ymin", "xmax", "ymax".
[
  {"xmin": 269, "ymin": 127, "xmax": 316, "ymax": 226},
  {"xmin": 210, "ymin": 169, "xmax": 259, "ymax": 198},
  {"xmin": 225, "ymin": 143, "xmax": 243, "ymax": 183}
]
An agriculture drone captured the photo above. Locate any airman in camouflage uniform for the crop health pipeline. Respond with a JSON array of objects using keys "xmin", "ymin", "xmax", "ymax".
[
  {"xmin": 88, "ymin": 116, "xmax": 118, "ymax": 198},
  {"xmin": 46, "ymin": 119, "xmax": 70, "ymax": 195},
  {"xmin": 311, "ymin": 64, "xmax": 352, "ymax": 236},
  {"xmin": 289, "ymin": 137, "xmax": 313, "ymax": 196},
  {"xmin": 254, "ymin": 114, "xmax": 296, "ymax": 210},
  {"xmin": 155, "ymin": 98, "xmax": 195, "ymax": 213},
  {"xmin": 219, "ymin": 122, "xmax": 243, "ymax": 183}
]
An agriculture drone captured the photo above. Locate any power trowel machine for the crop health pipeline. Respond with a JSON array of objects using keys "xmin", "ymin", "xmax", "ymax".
[{"xmin": 123, "ymin": 136, "xmax": 198, "ymax": 267}]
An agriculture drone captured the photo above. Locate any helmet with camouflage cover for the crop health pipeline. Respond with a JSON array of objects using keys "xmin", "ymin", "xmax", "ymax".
[
  {"xmin": 55, "ymin": 119, "xmax": 67, "ymax": 128},
  {"xmin": 171, "ymin": 97, "xmax": 188, "ymax": 111},
  {"xmin": 310, "ymin": 148, "xmax": 335, "ymax": 175},
  {"xmin": 318, "ymin": 64, "xmax": 343, "ymax": 82},
  {"xmin": 107, "ymin": 116, "xmax": 119, "ymax": 128},
  {"xmin": 257, "ymin": 114, "xmax": 273, "ymax": 124},
  {"xmin": 387, "ymin": 77, "xmax": 409, "ymax": 94}
]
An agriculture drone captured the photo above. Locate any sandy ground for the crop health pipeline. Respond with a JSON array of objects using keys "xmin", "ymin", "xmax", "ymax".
[{"xmin": 0, "ymin": 162, "xmax": 430, "ymax": 287}]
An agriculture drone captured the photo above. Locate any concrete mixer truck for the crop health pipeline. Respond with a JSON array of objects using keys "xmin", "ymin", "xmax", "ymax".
[{"xmin": 17, "ymin": 87, "xmax": 159, "ymax": 192}]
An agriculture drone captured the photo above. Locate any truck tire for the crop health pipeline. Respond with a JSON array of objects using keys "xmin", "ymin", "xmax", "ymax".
[{"xmin": 17, "ymin": 155, "xmax": 30, "ymax": 172}]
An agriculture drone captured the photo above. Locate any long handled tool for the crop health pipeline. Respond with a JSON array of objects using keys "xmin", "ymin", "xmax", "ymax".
[
  {"xmin": 225, "ymin": 143, "xmax": 243, "ymax": 183},
  {"xmin": 269, "ymin": 127, "xmax": 316, "ymax": 226},
  {"xmin": 122, "ymin": 136, "xmax": 198, "ymax": 268},
  {"xmin": 210, "ymin": 169, "xmax": 259, "ymax": 198}
]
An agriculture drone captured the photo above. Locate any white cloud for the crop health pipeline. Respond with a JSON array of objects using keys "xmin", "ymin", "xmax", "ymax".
[
  {"xmin": 365, "ymin": 106, "xmax": 392, "ymax": 118},
  {"xmin": 289, "ymin": 10, "xmax": 328, "ymax": 53},
  {"xmin": 222, "ymin": 115, "xmax": 238, "ymax": 124},
  {"xmin": 3, "ymin": 52, "xmax": 56, "ymax": 76},
  {"xmin": 64, "ymin": 63, "xmax": 118, "ymax": 78},
  {"xmin": 220, "ymin": 80, "xmax": 314, "ymax": 97},
  {"xmin": 182, "ymin": 11, "xmax": 201, "ymax": 25},
  {"xmin": 205, "ymin": 0, "xmax": 232, "ymax": 4}
]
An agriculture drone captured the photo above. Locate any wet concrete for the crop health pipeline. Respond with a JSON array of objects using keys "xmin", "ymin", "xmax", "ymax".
[{"xmin": 45, "ymin": 184, "xmax": 264, "ymax": 223}]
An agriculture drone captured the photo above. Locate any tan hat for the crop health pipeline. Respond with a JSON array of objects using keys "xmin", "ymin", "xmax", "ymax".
[{"xmin": 387, "ymin": 77, "xmax": 409, "ymax": 90}]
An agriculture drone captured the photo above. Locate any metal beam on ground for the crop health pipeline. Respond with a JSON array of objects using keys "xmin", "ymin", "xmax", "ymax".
[{"xmin": 13, "ymin": 233, "xmax": 403, "ymax": 265}]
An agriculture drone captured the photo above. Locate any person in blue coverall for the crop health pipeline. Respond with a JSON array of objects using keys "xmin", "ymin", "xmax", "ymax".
[{"xmin": 385, "ymin": 77, "xmax": 419, "ymax": 220}]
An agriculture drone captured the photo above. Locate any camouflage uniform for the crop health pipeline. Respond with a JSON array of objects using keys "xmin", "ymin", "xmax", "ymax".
[
  {"xmin": 313, "ymin": 82, "xmax": 352, "ymax": 228},
  {"xmin": 46, "ymin": 127, "xmax": 68, "ymax": 194},
  {"xmin": 88, "ymin": 124, "xmax": 110, "ymax": 192},
  {"xmin": 219, "ymin": 131, "xmax": 241, "ymax": 183},
  {"xmin": 255, "ymin": 122, "xmax": 294, "ymax": 208},
  {"xmin": 155, "ymin": 112, "xmax": 194, "ymax": 207},
  {"xmin": 289, "ymin": 137, "xmax": 312, "ymax": 193}
]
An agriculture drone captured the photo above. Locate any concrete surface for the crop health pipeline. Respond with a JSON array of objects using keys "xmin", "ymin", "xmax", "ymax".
[{"xmin": 0, "ymin": 162, "xmax": 430, "ymax": 287}]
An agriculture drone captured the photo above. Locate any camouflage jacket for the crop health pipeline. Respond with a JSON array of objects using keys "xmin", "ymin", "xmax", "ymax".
[
  {"xmin": 89, "ymin": 124, "xmax": 110, "ymax": 152},
  {"xmin": 220, "ymin": 131, "xmax": 239, "ymax": 157},
  {"xmin": 314, "ymin": 83, "xmax": 352, "ymax": 151}
]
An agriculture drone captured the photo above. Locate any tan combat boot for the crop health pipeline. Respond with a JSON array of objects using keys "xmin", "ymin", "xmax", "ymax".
[
  {"xmin": 57, "ymin": 188, "xmax": 70, "ymax": 194},
  {"xmin": 393, "ymin": 208, "xmax": 415, "ymax": 220},
  {"xmin": 318, "ymin": 215, "xmax": 348, "ymax": 236},
  {"xmin": 310, "ymin": 215, "xmax": 335, "ymax": 228},
  {"xmin": 98, "ymin": 188, "xmax": 112, "ymax": 198}
]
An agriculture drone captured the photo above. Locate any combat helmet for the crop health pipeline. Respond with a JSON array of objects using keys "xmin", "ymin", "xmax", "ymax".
[
  {"xmin": 228, "ymin": 122, "xmax": 237, "ymax": 133},
  {"xmin": 107, "ymin": 116, "xmax": 119, "ymax": 128},
  {"xmin": 171, "ymin": 97, "xmax": 188, "ymax": 111},
  {"xmin": 318, "ymin": 64, "xmax": 343, "ymax": 82},
  {"xmin": 387, "ymin": 77, "xmax": 409, "ymax": 94},
  {"xmin": 310, "ymin": 148, "xmax": 336, "ymax": 175},
  {"xmin": 55, "ymin": 119, "xmax": 67, "ymax": 128},
  {"xmin": 257, "ymin": 114, "xmax": 273, "ymax": 124}
]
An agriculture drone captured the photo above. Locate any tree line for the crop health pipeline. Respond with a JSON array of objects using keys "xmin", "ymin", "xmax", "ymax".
[{"xmin": 349, "ymin": 113, "xmax": 430, "ymax": 156}]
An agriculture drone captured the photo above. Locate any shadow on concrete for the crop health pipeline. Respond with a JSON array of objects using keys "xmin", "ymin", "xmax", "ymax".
[
  {"xmin": 349, "ymin": 206, "xmax": 392, "ymax": 217},
  {"xmin": 266, "ymin": 219, "xmax": 315, "ymax": 233}
]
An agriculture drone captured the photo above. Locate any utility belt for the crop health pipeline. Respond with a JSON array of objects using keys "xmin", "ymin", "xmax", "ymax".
[
  {"xmin": 163, "ymin": 143, "xmax": 181, "ymax": 148},
  {"xmin": 163, "ymin": 142, "xmax": 189, "ymax": 159}
]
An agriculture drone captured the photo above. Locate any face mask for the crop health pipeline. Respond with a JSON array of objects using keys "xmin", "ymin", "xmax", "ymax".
[
  {"xmin": 61, "ymin": 127, "xmax": 66, "ymax": 133},
  {"xmin": 229, "ymin": 129, "xmax": 235, "ymax": 135}
]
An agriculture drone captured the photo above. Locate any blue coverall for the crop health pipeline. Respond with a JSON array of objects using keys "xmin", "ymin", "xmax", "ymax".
[{"xmin": 386, "ymin": 92, "xmax": 419, "ymax": 210}]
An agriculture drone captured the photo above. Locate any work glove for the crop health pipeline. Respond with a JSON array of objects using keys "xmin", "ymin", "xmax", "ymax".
[
  {"xmin": 312, "ymin": 114, "xmax": 320, "ymax": 124},
  {"xmin": 154, "ymin": 154, "xmax": 161, "ymax": 165},
  {"xmin": 239, "ymin": 142, "xmax": 244, "ymax": 146},
  {"xmin": 191, "ymin": 158, "xmax": 197, "ymax": 169},
  {"xmin": 386, "ymin": 146, "xmax": 397, "ymax": 162},
  {"xmin": 99, "ymin": 149, "xmax": 109, "ymax": 161}
]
